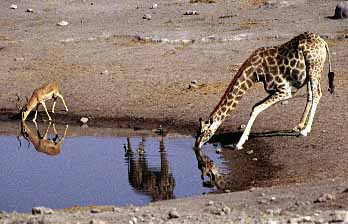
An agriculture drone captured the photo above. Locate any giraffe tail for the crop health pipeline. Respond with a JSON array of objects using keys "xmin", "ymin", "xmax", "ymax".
[{"xmin": 325, "ymin": 43, "xmax": 335, "ymax": 94}]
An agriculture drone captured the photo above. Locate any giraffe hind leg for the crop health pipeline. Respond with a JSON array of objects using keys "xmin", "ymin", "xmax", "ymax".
[
  {"xmin": 299, "ymin": 78, "xmax": 322, "ymax": 136},
  {"xmin": 293, "ymin": 81, "xmax": 312, "ymax": 132},
  {"xmin": 236, "ymin": 90, "xmax": 292, "ymax": 149}
]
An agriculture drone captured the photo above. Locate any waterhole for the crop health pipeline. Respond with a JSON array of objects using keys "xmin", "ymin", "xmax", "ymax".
[{"xmin": 0, "ymin": 122, "xmax": 229, "ymax": 212}]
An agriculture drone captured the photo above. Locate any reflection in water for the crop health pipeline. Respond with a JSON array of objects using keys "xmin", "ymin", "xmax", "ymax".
[
  {"xmin": 124, "ymin": 136, "xmax": 176, "ymax": 202},
  {"xmin": 193, "ymin": 147, "xmax": 225, "ymax": 189},
  {"xmin": 18, "ymin": 121, "xmax": 68, "ymax": 156}
]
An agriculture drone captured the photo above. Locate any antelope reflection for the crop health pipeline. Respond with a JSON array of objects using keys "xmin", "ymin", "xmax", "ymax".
[
  {"xmin": 19, "ymin": 121, "xmax": 68, "ymax": 156},
  {"xmin": 124, "ymin": 137, "xmax": 175, "ymax": 201},
  {"xmin": 193, "ymin": 147, "xmax": 225, "ymax": 189}
]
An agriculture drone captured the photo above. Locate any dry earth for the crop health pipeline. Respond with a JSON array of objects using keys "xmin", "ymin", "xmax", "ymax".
[{"xmin": 1, "ymin": 0, "xmax": 348, "ymax": 223}]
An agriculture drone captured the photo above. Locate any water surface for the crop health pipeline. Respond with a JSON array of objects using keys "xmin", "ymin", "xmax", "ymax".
[{"xmin": 0, "ymin": 123, "xmax": 227, "ymax": 212}]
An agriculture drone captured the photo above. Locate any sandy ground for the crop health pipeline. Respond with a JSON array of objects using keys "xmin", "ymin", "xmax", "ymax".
[{"xmin": 1, "ymin": 0, "xmax": 348, "ymax": 223}]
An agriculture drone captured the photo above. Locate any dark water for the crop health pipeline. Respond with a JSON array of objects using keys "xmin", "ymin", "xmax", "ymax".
[{"xmin": 0, "ymin": 124, "xmax": 228, "ymax": 212}]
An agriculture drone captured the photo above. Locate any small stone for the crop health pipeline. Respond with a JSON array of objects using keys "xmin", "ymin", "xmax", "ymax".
[
  {"xmin": 216, "ymin": 148, "xmax": 222, "ymax": 154},
  {"xmin": 259, "ymin": 199, "xmax": 268, "ymax": 205},
  {"xmin": 281, "ymin": 100, "xmax": 289, "ymax": 105},
  {"xmin": 91, "ymin": 208, "xmax": 101, "ymax": 213},
  {"xmin": 90, "ymin": 220, "xmax": 106, "ymax": 224},
  {"xmin": 32, "ymin": 207, "xmax": 54, "ymax": 215},
  {"xmin": 57, "ymin": 20, "xmax": 69, "ymax": 26},
  {"xmin": 150, "ymin": 4, "xmax": 158, "ymax": 9},
  {"xmin": 143, "ymin": 14, "xmax": 151, "ymax": 20},
  {"xmin": 222, "ymin": 206, "xmax": 231, "ymax": 214},
  {"xmin": 10, "ymin": 4, "xmax": 18, "ymax": 9},
  {"xmin": 246, "ymin": 150, "xmax": 254, "ymax": 155},
  {"xmin": 302, "ymin": 216, "xmax": 311, "ymax": 222},
  {"xmin": 207, "ymin": 200, "xmax": 214, "ymax": 206},
  {"xmin": 252, "ymin": 158, "xmax": 258, "ymax": 161},
  {"xmin": 26, "ymin": 8, "xmax": 33, "ymax": 13},
  {"xmin": 168, "ymin": 209, "xmax": 179, "ymax": 219},
  {"xmin": 314, "ymin": 193, "xmax": 336, "ymax": 203},
  {"xmin": 130, "ymin": 217, "xmax": 138, "ymax": 224},
  {"xmin": 270, "ymin": 196, "xmax": 276, "ymax": 201},
  {"xmin": 100, "ymin": 70, "xmax": 109, "ymax": 75},
  {"xmin": 80, "ymin": 117, "xmax": 89, "ymax": 124},
  {"xmin": 14, "ymin": 57, "xmax": 24, "ymax": 61},
  {"xmin": 191, "ymin": 80, "xmax": 198, "ymax": 84},
  {"xmin": 224, "ymin": 189, "xmax": 231, "ymax": 193},
  {"xmin": 331, "ymin": 210, "xmax": 348, "ymax": 222},
  {"xmin": 188, "ymin": 83, "xmax": 199, "ymax": 89},
  {"xmin": 112, "ymin": 207, "xmax": 122, "ymax": 212},
  {"xmin": 238, "ymin": 124, "xmax": 246, "ymax": 130},
  {"xmin": 184, "ymin": 10, "xmax": 199, "ymax": 15}
]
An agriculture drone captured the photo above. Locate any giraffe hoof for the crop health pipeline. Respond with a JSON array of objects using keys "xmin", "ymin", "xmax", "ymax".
[{"xmin": 300, "ymin": 130, "xmax": 309, "ymax": 137}]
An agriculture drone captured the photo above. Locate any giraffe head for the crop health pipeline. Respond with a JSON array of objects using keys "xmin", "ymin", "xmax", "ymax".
[{"xmin": 195, "ymin": 117, "xmax": 219, "ymax": 149}]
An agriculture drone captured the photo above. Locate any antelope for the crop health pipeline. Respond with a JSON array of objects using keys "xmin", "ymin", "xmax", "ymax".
[
  {"xmin": 16, "ymin": 82, "xmax": 68, "ymax": 122},
  {"xmin": 19, "ymin": 121, "xmax": 68, "ymax": 156}
]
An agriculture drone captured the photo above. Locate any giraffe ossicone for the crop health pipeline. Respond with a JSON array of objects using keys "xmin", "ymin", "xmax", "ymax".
[{"xmin": 195, "ymin": 32, "xmax": 334, "ymax": 150}]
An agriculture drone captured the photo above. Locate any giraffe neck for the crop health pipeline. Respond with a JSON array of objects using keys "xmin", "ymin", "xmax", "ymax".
[{"xmin": 209, "ymin": 60, "xmax": 257, "ymax": 129}]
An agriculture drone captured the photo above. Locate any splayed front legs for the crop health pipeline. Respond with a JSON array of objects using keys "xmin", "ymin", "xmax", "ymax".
[{"xmin": 236, "ymin": 91, "xmax": 292, "ymax": 149}]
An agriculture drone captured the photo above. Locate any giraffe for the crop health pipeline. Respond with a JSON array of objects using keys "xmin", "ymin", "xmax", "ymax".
[{"xmin": 195, "ymin": 32, "xmax": 335, "ymax": 150}]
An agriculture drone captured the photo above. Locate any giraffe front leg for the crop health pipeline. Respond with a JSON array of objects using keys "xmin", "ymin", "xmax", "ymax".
[
  {"xmin": 236, "ymin": 91, "xmax": 292, "ymax": 149},
  {"xmin": 293, "ymin": 82, "xmax": 312, "ymax": 132},
  {"xmin": 299, "ymin": 79, "xmax": 322, "ymax": 136}
]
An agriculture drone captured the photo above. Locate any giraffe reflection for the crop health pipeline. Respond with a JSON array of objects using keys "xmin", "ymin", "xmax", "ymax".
[
  {"xmin": 19, "ymin": 121, "xmax": 68, "ymax": 156},
  {"xmin": 193, "ymin": 147, "xmax": 225, "ymax": 189},
  {"xmin": 124, "ymin": 136, "xmax": 175, "ymax": 202}
]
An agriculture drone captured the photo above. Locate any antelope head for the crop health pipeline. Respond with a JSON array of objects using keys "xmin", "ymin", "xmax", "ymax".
[{"xmin": 16, "ymin": 94, "xmax": 28, "ymax": 120}]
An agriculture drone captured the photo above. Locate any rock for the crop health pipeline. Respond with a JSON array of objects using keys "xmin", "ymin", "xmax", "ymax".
[
  {"xmin": 262, "ymin": 0, "xmax": 289, "ymax": 9},
  {"xmin": 32, "ymin": 207, "xmax": 54, "ymax": 215},
  {"xmin": 246, "ymin": 150, "xmax": 254, "ymax": 155},
  {"xmin": 252, "ymin": 157, "xmax": 258, "ymax": 161},
  {"xmin": 150, "ymin": 4, "xmax": 158, "ymax": 9},
  {"xmin": 238, "ymin": 124, "xmax": 246, "ymax": 130},
  {"xmin": 314, "ymin": 193, "xmax": 336, "ymax": 203},
  {"xmin": 10, "ymin": 4, "xmax": 18, "ymax": 9},
  {"xmin": 100, "ymin": 70, "xmax": 109, "ymax": 75},
  {"xmin": 80, "ymin": 117, "xmax": 89, "ymax": 124},
  {"xmin": 334, "ymin": 2, "xmax": 348, "ymax": 19},
  {"xmin": 270, "ymin": 196, "xmax": 276, "ymax": 201},
  {"xmin": 90, "ymin": 220, "xmax": 106, "ymax": 224},
  {"xmin": 330, "ymin": 210, "xmax": 348, "ymax": 222},
  {"xmin": 184, "ymin": 10, "xmax": 199, "ymax": 15},
  {"xmin": 57, "ymin": 20, "xmax": 69, "ymax": 26},
  {"xmin": 188, "ymin": 83, "xmax": 199, "ymax": 89},
  {"xmin": 168, "ymin": 209, "xmax": 179, "ymax": 219},
  {"xmin": 14, "ymin": 57, "xmax": 24, "ymax": 61},
  {"xmin": 222, "ymin": 206, "xmax": 231, "ymax": 214},
  {"xmin": 112, "ymin": 207, "xmax": 122, "ymax": 212},
  {"xmin": 281, "ymin": 100, "xmax": 289, "ymax": 105},
  {"xmin": 90, "ymin": 208, "xmax": 101, "ymax": 213},
  {"xmin": 26, "ymin": 8, "xmax": 34, "ymax": 13},
  {"xmin": 143, "ymin": 14, "xmax": 152, "ymax": 20},
  {"xmin": 216, "ymin": 148, "xmax": 222, "ymax": 154},
  {"xmin": 207, "ymin": 200, "xmax": 215, "ymax": 206}
]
